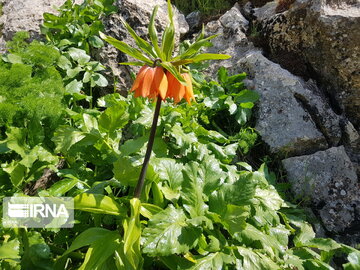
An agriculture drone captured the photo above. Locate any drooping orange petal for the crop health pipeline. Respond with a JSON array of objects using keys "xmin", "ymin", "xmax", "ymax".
[
  {"xmin": 152, "ymin": 67, "xmax": 168, "ymax": 100},
  {"xmin": 183, "ymin": 73, "xmax": 195, "ymax": 104},
  {"xmin": 131, "ymin": 66, "xmax": 148, "ymax": 92},
  {"xmin": 140, "ymin": 67, "xmax": 155, "ymax": 97},
  {"xmin": 165, "ymin": 71, "xmax": 177, "ymax": 99}
]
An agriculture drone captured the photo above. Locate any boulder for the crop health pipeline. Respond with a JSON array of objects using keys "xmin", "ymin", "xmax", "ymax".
[
  {"xmin": 236, "ymin": 51, "xmax": 343, "ymax": 156},
  {"xmin": 203, "ymin": 3, "xmax": 342, "ymax": 157},
  {"xmin": 0, "ymin": 0, "xmax": 83, "ymax": 52},
  {"xmin": 258, "ymin": 0, "xmax": 360, "ymax": 129},
  {"xmin": 282, "ymin": 146, "xmax": 360, "ymax": 233}
]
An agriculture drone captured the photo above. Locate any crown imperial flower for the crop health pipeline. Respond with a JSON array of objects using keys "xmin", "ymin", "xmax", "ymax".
[{"xmin": 131, "ymin": 66, "xmax": 168, "ymax": 100}]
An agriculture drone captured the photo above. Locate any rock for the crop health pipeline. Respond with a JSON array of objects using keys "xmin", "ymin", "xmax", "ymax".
[
  {"xmin": 282, "ymin": 146, "xmax": 360, "ymax": 233},
  {"xmin": 99, "ymin": 0, "xmax": 189, "ymax": 92},
  {"xmin": 258, "ymin": 0, "xmax": 360, "ymax": 129},
  {"xmin": 0, "ymin": 0, "xmax": 82, "ymax": 52},
  {"xmin": 253, "ymin": 1, "xmax": 277, "ymax": 21},
  {"xmin": 235, "ymin": 51, "xmax": 342, "ymax": 156},
  {"xmin": 204, "ymin": 4, "xmax": 254, "ymax": 75},
  {"xmin": 186, "ymin": 11, "xmax": 201, "ymax": 30}
]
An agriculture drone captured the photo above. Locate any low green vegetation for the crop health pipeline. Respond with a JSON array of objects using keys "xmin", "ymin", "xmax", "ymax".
[
  {"xmin": 0, "ymin": 0, "xmax": 359, "ymax": 269},
  {"xmin": 173, "ymin": 0, "xmax": 237, "ymax": 16}
]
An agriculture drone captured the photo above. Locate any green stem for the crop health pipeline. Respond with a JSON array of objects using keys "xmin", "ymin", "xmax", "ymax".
[{"xmin": 134, "ymin": 96, "xmax": 162, "ymax": 198}]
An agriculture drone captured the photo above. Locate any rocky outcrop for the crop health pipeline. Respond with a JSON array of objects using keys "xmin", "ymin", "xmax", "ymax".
[
  {"xmin": 203, "ymin": 2, "xmax": 360, "ymax": 241},
  {"xmin": 283, "ymin": 146, "xmax": 360, "ymax": 235},
  {"xmin": 0, "ymin": 0, "xmax": 82, "ymax": 52},
  {"xmin": 204, "ymin": 4, "xmax": 341, "ymax": 157},
  {"xmin": 256, "ymin": 0, "xmax": 360, "ymax": 130}
]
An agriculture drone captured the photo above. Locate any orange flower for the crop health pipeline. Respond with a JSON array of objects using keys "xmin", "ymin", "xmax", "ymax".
[
  {"xmin": 166, "ymin": 72, "xmax": 195, "ymax": 104},
  {"xmin": 131, "ymin": 66, "xmax": 168, "ymax": 100}
]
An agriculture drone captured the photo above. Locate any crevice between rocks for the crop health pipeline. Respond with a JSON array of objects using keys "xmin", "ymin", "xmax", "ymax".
[{"xmin": 293, "ymin": 92, "xmax": 333, "ymax": 147}]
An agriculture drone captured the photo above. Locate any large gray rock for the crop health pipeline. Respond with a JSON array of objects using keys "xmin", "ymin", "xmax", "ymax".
[
  {"xmin": 282, "ymin": 146, "xmax": 360, "ymax": 233},
  {"xmin": 204, "ymin": 3, "xmax": 255, "ymax": 76},
  {"xmin": 99, "ymin": 0, "xmax": 189, "ymax": 92},
  {"xmin": 258, "ymin": 0, "xmax": 360, "ymax": 129},
  {"xmin": 0, "ymin": 0, "xmax": 82, "ymax": 52},
  {"xmin": 236, "ymin": 51, "xmax": 341, "ymax": 156},
  {"xmin": 204, "ymin": 4, "xmax": 341, "ymax": 157}
]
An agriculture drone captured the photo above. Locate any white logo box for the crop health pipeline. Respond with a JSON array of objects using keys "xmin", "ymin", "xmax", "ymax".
[{"xmin": 2, "ymin": 197, "xmax": 74, "ymax": 228}]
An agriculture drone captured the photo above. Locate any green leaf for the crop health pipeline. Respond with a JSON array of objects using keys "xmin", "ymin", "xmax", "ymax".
[
  {"xmin": 142, "ymin": 205, "xmax": 201, "ymax": 256},
  {"xmin": 153, "ymin": 158, "xmax": 184, "ymax": 201},
  {"xmin": 122, "ymin": 198, "xmax": 143, "ymax": 269},
  {"xmin": 148, "ymin": 5, "xmax": 164, "ymax": 60},
  {"xmin": 303, "ymin": 238, "xmax": 341, "ymax": 252},
  {"xmin": 65, "ymin": 79, "xmax": 83, "ymax": 95},
  {"xmin": 67, "ymin": 47, "xmax": 90, "ymax": 64},
  {"xmin": 119, "ymin": 17, "xmax": 156, "ymax": 58},
  {"xmin": 190, "ymin": 252, "xmax": 234, "ymax": 270},
  {"xmin": 0, "ymin": 239, "xmax": 20, "ymax": 260},
  {"xmin": 74, "ymin": 193, "xmax": 126, "ymax": 216},
  {"xmin": 161, "ymin": 1, "xmax": 175, "ymax": 60},
  {"xmin": 99, "ymin": 102, "xmax": 129, "ymax": 133},
  {"xmin": 2, "ymin": 161, "xmax": 26, "ymax": 187},
  {"xmin": 235, "ymin": 246, "xmax": 280, "ymax": 270},
  {"xmin": 176, "ymin": 34, "xmax": 218, "ymax": 60},
  {"xmin": 344, "ymin": 251, "xmax": 360, "ymax": 270},
  {"xmin": 53, "ymin": 126, "xmax": 86, "ymax": 153},
  {"xmin": 91, "ymin": 73, "xmax": 108, "ymax": 87},
  {"xmin": 57, "ymin": 55, "xmax": 72, "ymax": 70},
  {"xmin": 160, "ymin": 62, "xmax": 187, "ymax": 84},
  {"xmin": 191, "ymin": 53, "xmax": 231, "ymax": 63},
  {"xmin": 100, "ymin": 32, "xmax": 152, "ymax": 65},
  {"xmin": 89, "ymin": 35, "xmax": 104, "ymax": 48},
  {"xmin": 44, "ymin": 178, "xmax": 78, "ymax": 196}
]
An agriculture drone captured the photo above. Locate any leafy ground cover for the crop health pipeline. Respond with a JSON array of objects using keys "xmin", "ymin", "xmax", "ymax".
[{"xmin": 0, "ymin": 0, "xmax": 360, "ymax": 269}]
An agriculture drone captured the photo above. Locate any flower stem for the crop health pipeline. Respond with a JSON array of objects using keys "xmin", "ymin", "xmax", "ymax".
[{"xmin": 134, "ymin": 96, "xmax": 162, "ymax": 198}]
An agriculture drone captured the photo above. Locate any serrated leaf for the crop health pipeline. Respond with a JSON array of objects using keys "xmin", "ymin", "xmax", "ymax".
[
  {"xmin": 0, "ymin": 239, "xmax": 20, "ymax": 260},
  {"xmin": 142, "ymin": 205, "xmax": 201, "ymax": 256}
]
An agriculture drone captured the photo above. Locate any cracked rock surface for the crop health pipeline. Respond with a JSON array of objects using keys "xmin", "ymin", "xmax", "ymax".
[{"xmin": 282, "ymin": 146, "xmax": 360, "ymax": 235}]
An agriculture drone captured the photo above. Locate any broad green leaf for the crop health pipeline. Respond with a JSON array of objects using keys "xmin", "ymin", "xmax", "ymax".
[
  {"xmin": 235, "ymin": 247, "xmax": 280, "ymax": 270},
  {"xmin": 293, "ymin": 222, "xmax": 316, "ymax": 247},
  {"xmin": 88, "ymin": 35, "xmax": 104, "ymax": 48},
  {"xmin": 92, "ymin": 73, "xmax": 108, "ymax": 87},
  {"xmin": 140, "ymin": 203, "xmax": 163, "ymax": 219},
  {"xmin": 142, "ymin": 205, "xmax": 201, "ymax": 256},
  {"xmin": 190, "ymin": 252, "xmax": 234, "ymax": 270},
  {"xmin": 0, "ymin": 239, "xmax": 20, "ymax": 260},
  {"xmin": 181, "ymin": 162, "xmax": 207, "ymax": 218},
  {"xmin": 65, "ymin": 79, "xmax": 83, "ymax": 95},
  {"xmin": 53, "ymin": 126, "xmax": 86, "ymax": 153},
  {"xmin": 99, "ymin": 102, "xmax": 129, "ymax": 133},
  {"xmin": 344, "ymin": 251, "xmax": 360, "ymax": 270},
  {"xmin": 74, "ymin": 193, "xmax": 126, "ymax": 216},
  {"xmin": 2, "ymin": 161, "xmax": 26, "ymax": 187},
  {"xmin": 239, "ymin": 224, "xmax": 282, "ymax": 258},
  {"xmin": 153, "ymin": 158, "xmax": 184, "ymax": 201},
  {"xmin": 221, "ymin": 205, "xmax": 248, "ymax": 238},
  {"xmin": 67, "ymin": 47, "xmax": 90, "ymax": 64},
  {"xmin": 303, "ymin": 238, "xmax": 341, "ymax": 252},
  {"xmin": 100, "ymin": 32, "xmax": 152, "ymax": 65}
]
